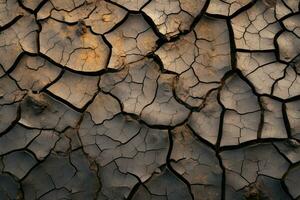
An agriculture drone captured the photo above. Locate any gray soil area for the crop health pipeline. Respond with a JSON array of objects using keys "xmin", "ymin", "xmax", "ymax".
[{"xmin": 0, "ymin": 0, "xmax": 299, "ymax": 199}]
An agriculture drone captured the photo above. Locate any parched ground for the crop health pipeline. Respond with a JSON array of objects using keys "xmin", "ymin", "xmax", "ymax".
[{"xmin": 0, "ymin": 0, "xmax": 300, "ymax": 199}]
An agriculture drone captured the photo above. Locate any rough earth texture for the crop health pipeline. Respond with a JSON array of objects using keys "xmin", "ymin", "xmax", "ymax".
[{"xmin": 0, "ymin": 0, "xmax": 300, "ymax": 199}]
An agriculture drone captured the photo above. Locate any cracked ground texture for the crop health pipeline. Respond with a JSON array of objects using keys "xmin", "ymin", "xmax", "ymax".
[{"xmin": 0, "ymin": 0, "xmax": 300, "ymax": 199}]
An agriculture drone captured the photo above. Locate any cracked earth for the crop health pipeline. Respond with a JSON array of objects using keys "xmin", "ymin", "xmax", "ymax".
[{"xmin": 0, "ymin": 0, "xmax": 300, "ymax": 199}]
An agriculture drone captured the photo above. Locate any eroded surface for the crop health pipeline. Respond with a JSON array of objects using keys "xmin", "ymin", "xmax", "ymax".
[{"xmin": 0, "ymin": 0, "xmax": 300, "ymax": 199}]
